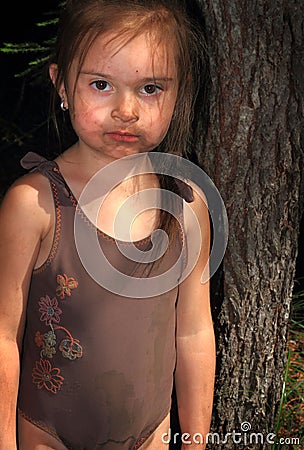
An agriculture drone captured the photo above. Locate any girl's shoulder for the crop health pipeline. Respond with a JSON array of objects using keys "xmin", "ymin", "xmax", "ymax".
[
  {"xmin": 3, "ymin": 150, "xmax": 64, "ymax": 215},
  {"xmin": 183, "ymin": 181, "xmax": 209, "ymax": 229},
  {"xmin": 0, "ymin": 170, "xmax": 54, "ymax": 239},
  {"xmin": 4, "ymin": 169, "xmax": 53, "ymax": 206}
]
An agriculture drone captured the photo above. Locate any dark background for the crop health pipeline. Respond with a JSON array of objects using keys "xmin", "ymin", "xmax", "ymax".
[
  {"xmin": 1, "ymin": 3, "xmax": 303, "ymax": 288},
  {"xmin": 0, "ymin": 1, "xmax": 59, "ymax": 191}
]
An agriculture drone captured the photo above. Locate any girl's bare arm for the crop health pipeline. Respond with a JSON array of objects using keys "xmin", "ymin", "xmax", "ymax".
[
  {"xmin": 0, "ymin": 174, "xmax": 51, "ymax": 449},
  {"xmin": 175, "ymin": 189, "xmax": 216, "ymax": 450}
]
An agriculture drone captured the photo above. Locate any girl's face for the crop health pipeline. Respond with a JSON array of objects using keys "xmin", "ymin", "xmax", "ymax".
[{"xmin": 59, "ymin": 32, "xmax": 178, "ymax": 161}]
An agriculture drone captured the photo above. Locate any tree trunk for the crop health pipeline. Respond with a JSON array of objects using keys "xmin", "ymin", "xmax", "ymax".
[{"xmin": 183, "ymin": 0, "xmax": 304, "ymax": 447}]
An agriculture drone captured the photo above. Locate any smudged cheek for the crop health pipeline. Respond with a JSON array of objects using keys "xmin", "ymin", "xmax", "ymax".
[
  {"xmin": 147, "ymin": 94, "xmax": 176, "ymax": 141},
  {"xmin": 71, "ymin": 105, "xmax": 106, "ymax": 138},
  {"xmin": 146, "ymin": 113, "xmax": 172, "ymax": 146}
]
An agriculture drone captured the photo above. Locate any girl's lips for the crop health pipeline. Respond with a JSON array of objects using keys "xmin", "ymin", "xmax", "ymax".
[{"xmin": 106, "ymin": 132, "xmax": 139, "ymax": 143}]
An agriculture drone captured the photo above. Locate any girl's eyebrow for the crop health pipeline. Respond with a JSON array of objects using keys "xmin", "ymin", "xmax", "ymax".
[
  {"xmin": 80, "ymin": 71, "xmax": 174, "ymax": 82},
  {"xmin": 139, "ymin": 77, "xmax": 175, "ymax": 83}
]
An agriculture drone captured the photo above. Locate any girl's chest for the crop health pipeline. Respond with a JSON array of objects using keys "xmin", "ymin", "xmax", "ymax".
[{"xmin": 92, "ymin": 176, "xmax": 161, "ymax": 242}]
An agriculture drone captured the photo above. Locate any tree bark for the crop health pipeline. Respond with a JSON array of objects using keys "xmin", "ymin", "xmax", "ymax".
[{"xmin": 184, "ymin": 0, "xmax": 304, "ymax": 447}]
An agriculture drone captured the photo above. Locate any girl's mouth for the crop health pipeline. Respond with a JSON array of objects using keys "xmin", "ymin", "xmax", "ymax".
[{"xmin": 106, "ymin": 132, "xmax": 139, "ymax": 143}]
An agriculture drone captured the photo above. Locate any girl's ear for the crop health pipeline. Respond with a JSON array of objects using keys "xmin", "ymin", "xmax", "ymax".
[
  {"xmin": 49, "ymin": 63, "xmax": 59, "ymax": 87},
  {"xmin": 49, "ymin": 63, "xmax": 65, "ymax": 97}
]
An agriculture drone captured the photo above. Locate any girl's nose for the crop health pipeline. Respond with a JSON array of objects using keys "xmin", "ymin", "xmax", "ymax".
[{"xmin": 111, "ymin": 93, "xmax": 139, "ymax": 123}]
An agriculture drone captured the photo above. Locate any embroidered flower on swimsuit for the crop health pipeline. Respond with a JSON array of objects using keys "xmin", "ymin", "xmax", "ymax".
[
  {"xmin": 39, "ymin": 295, "xmax": 62, "ymax": 325},
  {"xmin": 41, "ymin": 345, "xmax": 56, "ymax": 359},
  {"xmin": 59, "ymin": 336, "xmax": 83, "ymax": 360},
  {"xmin": 35, "ymin": 330, "xmax": 57, "ymax": 359},
  {"xmin": 56, "ymin": 274, "xmax": 78, "ymax": 299},
  {"xmin": 43, "ymin": 330, "xmax": 56, "ymax": 347},
  {"xmin": 32, "ymin": 358, "xmax": 64, "ymax": 394},
  {"xmin": 34, "ymin": 331, "xmax": 44, "ymax": 348}
]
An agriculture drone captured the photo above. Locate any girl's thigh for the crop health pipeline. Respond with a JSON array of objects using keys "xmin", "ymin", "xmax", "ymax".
[
  {"xmin": 140, "ymin": 412, "xmax": 170, "ymax": 450},
  {"xmin": 18, "ymin": 415, "xmax": 68, "ymax": 450}
]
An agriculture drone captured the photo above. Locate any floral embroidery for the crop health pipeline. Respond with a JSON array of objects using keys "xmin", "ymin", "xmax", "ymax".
[
  {"xmin": 34, "ymin": 326, "xmax": 83, "ymax": 362},
  {"xmin": 34, "ymin": 331, "xmax": 44, "ymax": 348},
  {"xmin": 33, "ymin": 274, "xmax": 82, "ymax": 394},
  {"xmin": 52, "ymin": 325, "xmax": 83, "ymax": 361},
  {"xmin": 35, "ymin": 330, "xmax": 57, "ymax": 359},
  {"xmin": 56, "ymin": 274, "xmax": 78, "ymax": 299},
  {"xmin": 44, "ymin": 330, "xmax": 56, "ymax": 347},
  {"xmin": 42, "ymin": 345, "xmax": 56, "ymax": 359},
  {"xmin": 32, "ymin": 359, "xmax": 64, "ymax": 394},
  {"xmin": 59, "ymin": 337, "xmax": 83, "ymax": 360},
  {"xmin": 39, "ymin": 295, "xmax": 62, "ymax": 325}
]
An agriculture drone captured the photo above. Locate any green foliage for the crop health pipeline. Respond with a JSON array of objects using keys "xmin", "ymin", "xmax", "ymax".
[
  {"xmin": 0, "ymin": 3, "xmax": 63, "ymax": 78},
  {"xmin": 273, "ymin": 280, "xmax": 304, "ymax": 449},
  {"xmin": 0, "ymin": 40, "xmax": 55, "ymax": 77},
  {"xmin": 0, "ymin": 118, "xmax": 31, "ymax": 148},
  {"xmin": 0, "ymin": 3, "xmax": 63, "ymax": 179}
]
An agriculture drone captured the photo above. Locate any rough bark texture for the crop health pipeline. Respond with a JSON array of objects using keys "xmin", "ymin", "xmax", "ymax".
[{"xmin": 186, "ymin": 0, "xmax": 304, "ymax": 447}]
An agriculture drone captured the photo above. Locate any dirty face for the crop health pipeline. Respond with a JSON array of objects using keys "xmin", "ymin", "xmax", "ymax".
[{"xmin": 60, "ymin": 31, "xmax": 178, "ymax": 161}]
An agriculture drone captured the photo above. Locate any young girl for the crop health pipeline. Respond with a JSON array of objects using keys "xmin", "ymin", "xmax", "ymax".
[{"xmin": 0, "ymin": 1, "xmax": 215, "ymax": 449}]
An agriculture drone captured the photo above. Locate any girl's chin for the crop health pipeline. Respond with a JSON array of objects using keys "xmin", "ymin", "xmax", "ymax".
[{"xmin": 106, "ymin": 148, "xmax": 151, "ymax": 159}]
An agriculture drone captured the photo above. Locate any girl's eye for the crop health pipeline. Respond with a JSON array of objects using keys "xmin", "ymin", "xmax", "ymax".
[
  {"xmin": 141, "ymin": 84, "xmax": 162, "ymax": 95},
  {"xmin": 92, "ymin": 80, "xmax": 111, "ymax": 91}
]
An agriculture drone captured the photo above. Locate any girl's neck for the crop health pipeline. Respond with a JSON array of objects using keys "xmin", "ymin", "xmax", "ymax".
[
  {"xmin": 58, "ymin": 142, "xmax": 112, "ymax": 175},
  {"xmin": 55, "ymin": 141, "xmax": 158, "ymax": 201}
]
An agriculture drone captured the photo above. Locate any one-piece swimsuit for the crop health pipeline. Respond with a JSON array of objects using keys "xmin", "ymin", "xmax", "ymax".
[{"xmin": 18, "ymin": 152, "xmax": 194, "ymax": 450}]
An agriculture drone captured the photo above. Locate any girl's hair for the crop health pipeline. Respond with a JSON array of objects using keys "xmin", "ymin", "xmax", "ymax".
[{"xmin": 50, "ymin": 0, "xmax": 206, "ymax": 158}]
